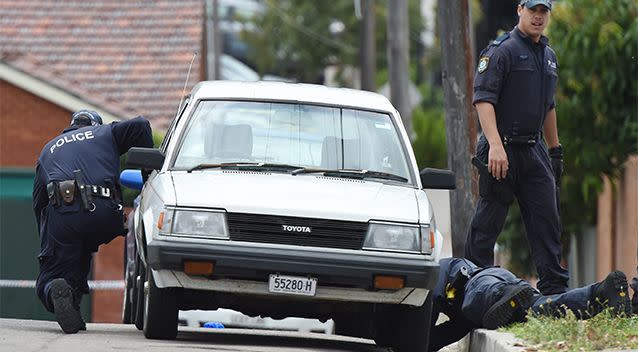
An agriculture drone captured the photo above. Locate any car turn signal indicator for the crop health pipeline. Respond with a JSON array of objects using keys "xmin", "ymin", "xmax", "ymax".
[
  {"xmin": 184, "ymin": 261, "xmax": 215, "ymax": 276},
  {"xmin": 157, "ymin": 212, "xmax": 165, "ymax": 229},
  {"xmin": 374, "ymin": 275, "xmax": 405, "ymax": 290}
]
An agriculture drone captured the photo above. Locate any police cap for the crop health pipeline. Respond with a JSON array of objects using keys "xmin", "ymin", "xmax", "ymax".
[
  {"xmin": 71, "ymin": 110, "xmax": 103, "ymax": 127},
  {"xmin": 519, "ymin": 0, "xmax": 552, "ymax": 10}
]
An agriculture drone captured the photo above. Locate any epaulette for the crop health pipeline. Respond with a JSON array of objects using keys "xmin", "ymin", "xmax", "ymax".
[{"xmin": 491, "ymin": 32, "xmax": 510, "ymax": 46}]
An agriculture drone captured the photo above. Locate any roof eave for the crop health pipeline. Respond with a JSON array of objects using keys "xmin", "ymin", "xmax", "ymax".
[{"xmin": 0, "ymin": 61, "xmax": 124, "ymax": 123}]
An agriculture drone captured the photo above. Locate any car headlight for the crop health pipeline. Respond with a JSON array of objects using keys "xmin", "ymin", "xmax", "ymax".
[
  {"xmin": 363, "ymin": 223, "xmax": 420, "ymax": 253},
  {"xmin": 158, "ymin": 208, "xmax": 229, "ymax": 239},
  {"xmin": 363, "ymin": 222, "xmax": 434, "ymax": 254}
]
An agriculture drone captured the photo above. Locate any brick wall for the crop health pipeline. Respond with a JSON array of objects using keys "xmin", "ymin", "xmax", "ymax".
[
  {"xmin": 597, "ymin": 155, "xmax": 638, "ymax": 282},
  {"xmin": 92, "ymin": 236, "xmax": 125, "ymax": 323},
  {"xmin": 1, "ymin": 79, "xmax": 124, "ymax": 323},
  {"xmin": 0, "ymin": 79, "xmax": 70, "ymax": 167}
]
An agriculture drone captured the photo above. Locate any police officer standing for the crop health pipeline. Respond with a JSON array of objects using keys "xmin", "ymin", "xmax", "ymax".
[
  {"xmin": 465, "ymin": 0, "xmax": 569, "ymax": 295},
  {"xmin": 32, "ymin": 110, "xmax": 153, "ymax": 333}
]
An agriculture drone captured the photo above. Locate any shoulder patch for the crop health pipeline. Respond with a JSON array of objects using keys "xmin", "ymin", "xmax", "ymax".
[
  {"xmin": 492, "ymin": 32, "xmax": 510, "ymax": 46},
  {"xmin": 478, "ymin": 56, "xmax": 489, "ymax": 73}
]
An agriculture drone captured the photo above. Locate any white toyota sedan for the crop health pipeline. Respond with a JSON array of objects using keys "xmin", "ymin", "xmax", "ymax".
[{"xmin": 121, "ymin": 81, "xmax": 455, "ymax": 352}]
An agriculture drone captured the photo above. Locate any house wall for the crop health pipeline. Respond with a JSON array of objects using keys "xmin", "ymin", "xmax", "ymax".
[
  {"xmin": 0, "ymin": 79, "xmax": 69, "ymax": 167},
  {"xmin": 597, "ymin": 155, "xmax": 638, "ymax": 282},
  {"xmin": 0, "ymin": 79, "xmax": 123, "ymax": 323}
]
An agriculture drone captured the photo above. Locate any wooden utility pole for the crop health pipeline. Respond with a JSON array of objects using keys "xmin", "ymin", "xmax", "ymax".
[
  {"xmin": 438, "ymin": 0, "xmax": 478, "ymax": 257},
  {"xmin": 360, "ymin": 0, "xmax": 376, "ymax": 91},
  {"xmin": 387, "ymin": 0, "xmax": 413, "ymax": 140}
]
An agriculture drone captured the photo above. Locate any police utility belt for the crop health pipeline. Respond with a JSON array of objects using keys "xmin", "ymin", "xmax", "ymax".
[
  {"xmin": 502, "ymin": 132, "xmax": 540, "ymax": 146},
  {"xmin": 47, "ymin": 171, "xmax": 118, "ymax": 212}
]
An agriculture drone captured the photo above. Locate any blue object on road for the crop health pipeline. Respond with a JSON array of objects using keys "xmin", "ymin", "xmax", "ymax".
[{"xmin": 203, "ymin": 321, "xmax": 225, "ymax": 329}]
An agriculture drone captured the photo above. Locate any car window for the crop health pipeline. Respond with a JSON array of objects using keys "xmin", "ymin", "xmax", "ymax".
[
  {"xmin": 160, "ymin": 95, "xmax": 190, "ymax": 153},
  {"xmin": 172, "ymin": 101, "xmax": 413, "ymax": 183}
]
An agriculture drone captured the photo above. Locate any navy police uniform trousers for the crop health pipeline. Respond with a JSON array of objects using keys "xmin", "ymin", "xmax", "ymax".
[
  {"xmin": 430, "ymin": 258, "xmax": 598, "ymax": 351},
  {"xmin": 465, "ymin": 136, "xmax": 569, "ymax": 294},
  {"xmin": 35, "ymin": 195, "xmax": 126, "ymax": 312}
]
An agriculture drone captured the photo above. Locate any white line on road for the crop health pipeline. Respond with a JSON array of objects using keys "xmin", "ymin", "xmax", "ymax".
[{"xmin": 0, "ymin": 279, "xmax": 124, "ymax": 289}]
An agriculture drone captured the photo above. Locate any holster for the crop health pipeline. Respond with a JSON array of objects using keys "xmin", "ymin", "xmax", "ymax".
[
  {"xmin": 472, "ymin": 157, "xmax": 514, "ymax": 205},
  {"xmin": 445, "ymin": 265, "xmax": 481, "ymax": 308},
  {"xmin": 46, "ymin": 182, "xmax": 59, "ymax": 206},
  {"xmin": 445, "ymin": 265, "xmax": 489, "ymax": 308},
  {"xmin": 57, "ymin": 180, "xmax": 76, "ymax": 205},
  {"xmin": 74, "ymin": 169, "xmax": 93, "ymax": 211}
]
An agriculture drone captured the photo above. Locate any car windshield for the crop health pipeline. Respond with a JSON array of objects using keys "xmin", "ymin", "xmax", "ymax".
[{"xmin": 172, "ymin": 101, "xmax": 413, "ymax": 184}]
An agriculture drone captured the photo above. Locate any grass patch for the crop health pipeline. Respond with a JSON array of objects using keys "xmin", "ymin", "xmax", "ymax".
[{"xmin": 502, "ymin": 309, "xmax": 638, "ymax": 351}]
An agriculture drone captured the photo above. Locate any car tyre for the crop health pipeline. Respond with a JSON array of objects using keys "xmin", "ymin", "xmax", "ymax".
[
  {"xmin": 143, "ymin": 265, "xmax": 178, "ymax": 340},
  {"xmin": 133, "ymin": 255, "xmax": 145, "ymax": 330},
  {"xmin": 121, "ymin": 236, "xmax": 135, "ymax": 324},
  {"xmin": 122, "ymin": 271, "xmax": 133, "ymax": 324},
  {"xmin": 372, "ymin": 306, "xmax": 397, "ymax": 347},
  {"xmin": 334, "ymin": 311, "xmax": 373, "ymax": 339},
  {"xmin": 391, "ymin": 294, "xmax": 433, "ymax": 352}
]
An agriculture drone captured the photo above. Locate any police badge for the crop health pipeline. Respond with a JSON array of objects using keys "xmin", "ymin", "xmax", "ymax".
[{"xmin": 478, "ymin": 56, "xmax": 489, "ymax": 73}]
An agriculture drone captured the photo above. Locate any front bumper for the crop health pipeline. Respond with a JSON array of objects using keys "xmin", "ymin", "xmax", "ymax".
[{"xmin": 147, "ymin": 238, "xmax": 439, "ymax": 305}]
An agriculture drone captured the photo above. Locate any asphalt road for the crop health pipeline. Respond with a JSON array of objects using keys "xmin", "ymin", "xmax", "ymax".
[{"xmin": 0, "ymin": 318, "xmax": 391, "ymax": 352}]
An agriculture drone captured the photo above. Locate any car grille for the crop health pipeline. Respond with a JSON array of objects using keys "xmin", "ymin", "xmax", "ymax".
[{"xmin": 226, "ymin": 213, "xmax": 368, "ymax": 250}]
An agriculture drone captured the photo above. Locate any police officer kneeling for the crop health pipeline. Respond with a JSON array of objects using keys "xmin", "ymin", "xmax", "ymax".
[{"xmin": 32, "ymin": 110, "xmax": 153, "ymax": 333}]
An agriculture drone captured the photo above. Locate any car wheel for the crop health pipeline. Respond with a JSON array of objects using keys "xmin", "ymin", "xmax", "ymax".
[
  {"xmin": 133, "ymin": 255, "xmax": 145, "ymax": 331},
  {"xmin": 121, "ymin": 238, "xmax": 134, "ymax": 324},
  {"xmin": 142, "ymin": 265, "xmax": 178, "ymax": 339},
  {"xmin": 391, "ymin": 294, "xmax": 433, "ymax": 352},
  {"xmin": 122, "ymin": 270, "xmax": 133, "ymax": 324},
  {"xmin": 372, "ymin": 306, "xmax": 397, "ymax": 347},
  {"xmin": 334, "ymin": 311, "xmax": 373, "ymax": 339}
]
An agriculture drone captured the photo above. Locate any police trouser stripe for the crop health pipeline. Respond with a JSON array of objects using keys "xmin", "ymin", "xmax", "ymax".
[{"xmin": 0, "ymin": 279, "xmax": 124, "ymax": 290}]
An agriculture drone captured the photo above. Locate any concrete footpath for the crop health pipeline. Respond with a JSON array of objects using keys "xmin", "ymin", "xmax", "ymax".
[
  {"xmin": 468, "ymin": 329, "xmax": 527, "ymax": 352},
  {"xmin": 440, "ymin": 329, "xmax": 527, "ymax": 352},
  {"xmin": 451, "ymin": 329, "xmax": 638, "ymax": 352}
]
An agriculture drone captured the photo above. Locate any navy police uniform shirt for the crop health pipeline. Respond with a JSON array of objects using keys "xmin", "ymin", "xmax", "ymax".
[
  {"xmin": 32, "ymin": 116, "xmax": 153, "ymax": 232},
  {"xmin": 473, "ymin": 27, "xmax": 558, "ymax": 137}
]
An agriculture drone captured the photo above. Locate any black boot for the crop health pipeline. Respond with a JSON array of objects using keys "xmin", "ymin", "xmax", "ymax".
[
  {"xmin": 72, "ymin": 290, "xmax": 87, "ymax": 331},
  {"xmin": 592, "ymin": 270, "xmax": 631, "ymax": 316},
  {"xmin": 49, "ymin": 278, "xmax": 85, "ymax": 334},
  {"xmin": 482, "ymin": 284, "xmax": 536, "ymax": 329}
]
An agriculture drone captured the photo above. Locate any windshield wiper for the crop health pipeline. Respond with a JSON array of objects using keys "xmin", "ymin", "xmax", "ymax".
[
  {"xmin": 187, "ymin": 164, "xmax": 407, "ymax": 182},
  {"xmin": 187, "ymin": 162, "xmax": 259, "ymax": 173},
  {"xmin": 248, "ymin": 163, "xmax": 306, "ymax": 173},
  {"xmin": 187, "ymin": 162, "xmax": 305, "ymax": 174},
  {"xmin": 293, "ymin": 168, "xmax": 408, "ymax": 183}
]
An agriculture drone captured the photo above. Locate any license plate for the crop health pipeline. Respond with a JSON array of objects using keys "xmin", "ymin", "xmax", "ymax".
[{"xmin": 268, "ymin": 274, "xmax": 317, "ymax": 296}]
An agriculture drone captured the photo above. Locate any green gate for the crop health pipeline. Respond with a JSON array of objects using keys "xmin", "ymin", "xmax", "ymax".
[{"xmin": 0, "ymin": 168, "xmax": 91, "ymax": 320}]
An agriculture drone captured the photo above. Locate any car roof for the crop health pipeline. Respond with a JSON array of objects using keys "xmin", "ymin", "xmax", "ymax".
[{"xmin": 189, "ymin": 81, "xmax": 396, "ymax": 113}]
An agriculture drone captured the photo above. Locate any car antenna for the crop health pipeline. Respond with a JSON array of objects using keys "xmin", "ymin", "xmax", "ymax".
[{"xmin": 173, "ymin": 51, "xmax": 198, "ymax": 119}]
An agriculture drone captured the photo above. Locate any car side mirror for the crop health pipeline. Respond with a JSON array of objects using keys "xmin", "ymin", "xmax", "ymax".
[
  {"xmin": 126, "ymin": 147, "xmax": 165, "ymax": 170},
  {"xmin": 420, "ymin": 168, "xmax": 456, "ymax": 190},
  {"xmin": 120, "ymin": 169, "xmax": 144, "ymax": 190}
]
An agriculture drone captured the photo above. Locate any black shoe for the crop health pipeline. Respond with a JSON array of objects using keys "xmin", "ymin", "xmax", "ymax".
[
  {"xmin": 49, "ymin": 279, "xmax": 84, "ymax": 334},
  {"xmin": 72, "ymin": 290, "xmax": 87, "ymax": 330},
  {"xmin": 593, "ymin": 271, "xmax": 631, "ymax": 316},
  {"xmin": 482, "ymin": 285, "xmax": 536, "ymax": 329}
]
